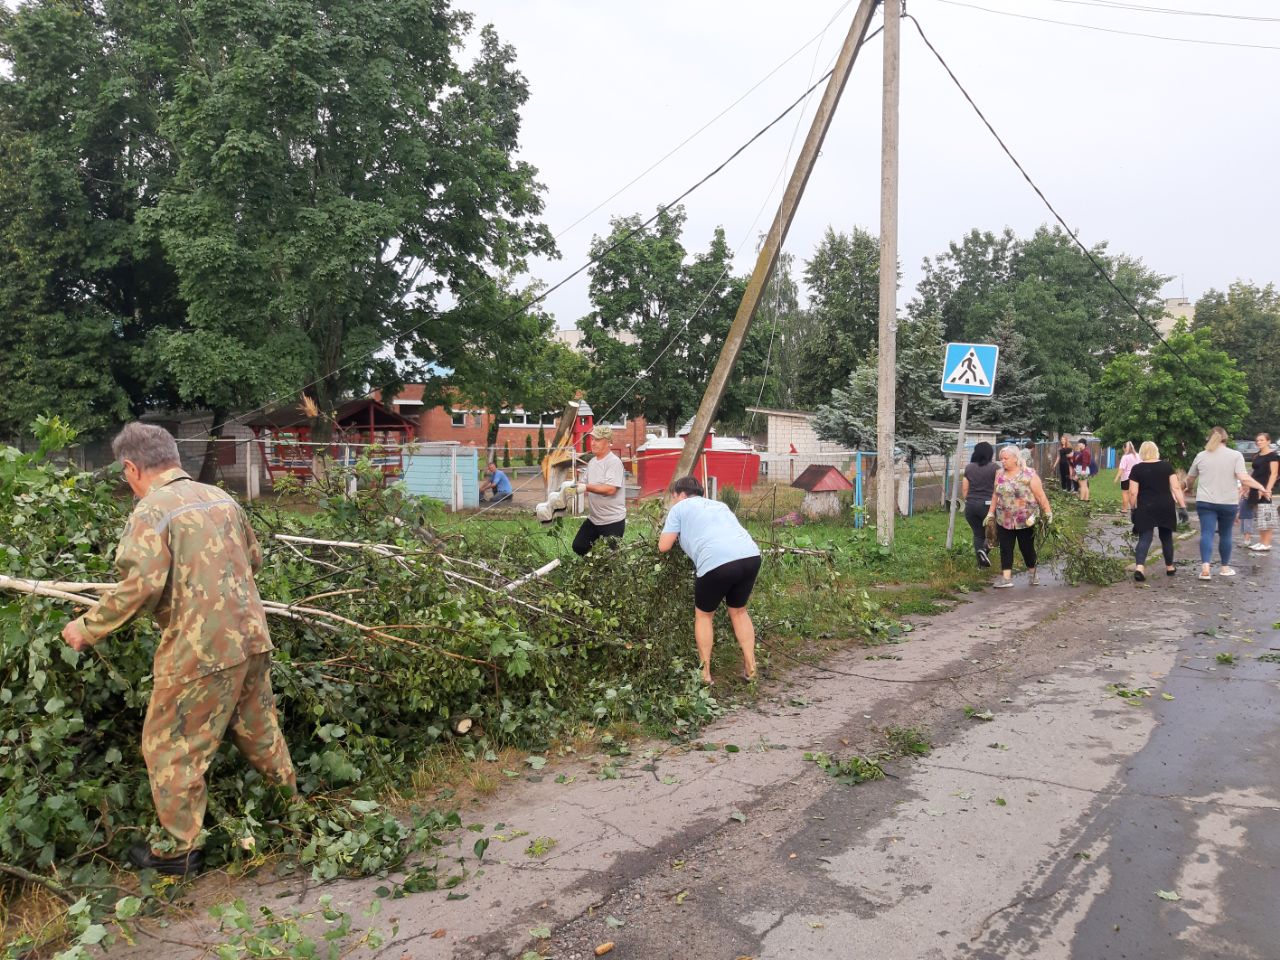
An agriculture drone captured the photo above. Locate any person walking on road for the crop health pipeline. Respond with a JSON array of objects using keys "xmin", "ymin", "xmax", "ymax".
[
  {"xmin": 60, "ymin": 423, "xmax": 295, "ymax": 876},
  {"xmin": 1116, "ymin": 441, "xmax": 1141, "ymax": 513},
  {"xmin": 1245, "ymin": 432, "xmax": 1278, "ymax": 553},
  {"xmin": 1054, "ymin": 437, "xmax": 1075, "ymax": 493},
  {"xmin": 1129, "ymin": 441, "xmax": 1186, "ymax": 581},
  {"xmin": 1185, "ymin": 426, "xmax": 1270, "ymax": 580},
  {"xmin": 961, "ymin": 442, "xmax": 999, "ymax": 568},
  {"xmin": 659, "ymin": 476, "xmax": 762, "ymax": 684},
  {"xmin": 572, "ymin": 425, "xmax": 627, "ymax": 556},
  {"xmin": 1073, "ymin": 440, "xmax": 1093, "ymax": 502},
  {"xmin": 987, "ymin": 445, "xmax": 1054, "ymax": 588}
]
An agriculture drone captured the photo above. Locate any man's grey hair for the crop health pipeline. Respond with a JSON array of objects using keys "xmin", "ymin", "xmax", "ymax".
[{"xmin": 111, "ymin": 423, "xmax": 181, "ymax": 471}]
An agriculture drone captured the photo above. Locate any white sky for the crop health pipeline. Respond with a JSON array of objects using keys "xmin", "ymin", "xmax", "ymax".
[{"xmin": 461, "ymin": 0, "xmax": 1280, "ymax": 328}]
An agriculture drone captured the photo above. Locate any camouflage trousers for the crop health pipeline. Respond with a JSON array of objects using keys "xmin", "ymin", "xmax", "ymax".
[{"xmin": 141, "ymin": 653, "xmax": 296, "ymax": 854}]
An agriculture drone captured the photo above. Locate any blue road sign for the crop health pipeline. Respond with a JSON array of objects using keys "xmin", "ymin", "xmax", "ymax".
[{"xmin": 941, "ymin": 342, "xmax": 999, "ymax": 397}]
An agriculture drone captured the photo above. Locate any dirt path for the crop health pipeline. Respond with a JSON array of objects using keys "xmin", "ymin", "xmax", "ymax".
[{"xmin": 121, "ymin": 543, "xmax": 1280, "ymax": 960}]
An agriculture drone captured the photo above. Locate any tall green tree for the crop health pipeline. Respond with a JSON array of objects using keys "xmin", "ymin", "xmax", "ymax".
[
  {"xmin": 813, "ymin": 312, "xmax": 953, "ymax": 455},
  {"xmin": 971, "ymin": 306, "xmax": 1046, "ymax": 437},
  {"xmin": 144, "ymin": 1, "xmax": 555, "ymax": 439},
  {"xmin": 909, "ymin": 226, "xmax": 1167, "ymax": 434},
  {"xmin": 1, "ymin": 0, "xmax": 554, "ymax": 460},
  {"xmin": 0, "ymin": 0, "xmax": 183, "ymax": 441},
  {"xmin": 792, "ymin": 226, "xmax": 882, "ymax": 407},
  {"xmin": 1095, "ymin": 327, "xmax": 1248, "ymax": 468},
  {"xmin": 577, "ymin": 207, "xmax": 761, "ymax": 436},
  {"xmin": 444, "ymin": 279, "xmax": 587, "ymax": 448},
  {"xmin": 1192, "ymin": 282, "xmax": 1280, "ymax": 435}
]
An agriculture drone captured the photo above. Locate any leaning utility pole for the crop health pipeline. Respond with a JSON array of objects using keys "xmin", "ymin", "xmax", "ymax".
[
  {"xmin": 670, "ymin": 0, "xmax": 880, "ymax": 490},
  {"xmin": 875, "ymin": 0, "xmax": 901, "ymax": 546}
]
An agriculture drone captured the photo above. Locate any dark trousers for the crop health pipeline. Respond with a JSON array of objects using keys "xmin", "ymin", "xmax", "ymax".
[
  {"xmin": 1135, "ymin": 527, "xmax": 1174, "ymax": 568},
  {"xmin": 1058, "ymin": 468, "xmax": 1075, "ymax": 493},
  {"xmin": 997, "ymin": 525, "xmax": 1037, "ymax": 572},
  {"xmin": 964, "ymin": 503, "xmax": 989, "ymax": 560},
  {"xmin": 572, "ymin": 518, "xmax": 625, "ymax": 556}
]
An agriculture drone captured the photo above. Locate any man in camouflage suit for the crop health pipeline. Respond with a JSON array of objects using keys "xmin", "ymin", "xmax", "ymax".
[{"xmin": 62, "ymin": 422, "xmax": 295, "ymax": 876}]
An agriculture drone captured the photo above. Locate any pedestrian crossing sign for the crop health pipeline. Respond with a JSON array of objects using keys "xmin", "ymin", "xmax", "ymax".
[{"xmin": 941, "ymin": 342, "xmax": 999, "ymax": 397}]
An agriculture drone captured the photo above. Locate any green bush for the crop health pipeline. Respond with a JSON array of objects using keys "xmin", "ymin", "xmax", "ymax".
[{"xmin": 524, "ymin": 435, "xmax": 534, "ymax": 466}]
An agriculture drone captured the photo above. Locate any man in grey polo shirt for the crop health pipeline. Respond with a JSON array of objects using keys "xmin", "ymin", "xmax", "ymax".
[{"xmin": 572, "ymin": 425, "xmax": 626, "ymax": 556}]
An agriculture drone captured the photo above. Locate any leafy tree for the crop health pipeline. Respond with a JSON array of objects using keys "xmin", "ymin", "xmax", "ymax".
[
  {"xmin": 1, "ymin": 0, "xmax": 555, "ymax": 461},
  {"xmin": 972, "ymin": 307, "xmax": 1046, "ymax": 437},
  {"xmin": 792, "ymin": 226, "xmax": 883, "ymax": 407},
  {"xmin": 913, "ymin": 228, "xmax": 1017, "ymax": 343},
  {"xmin": 577, "ymin": 207, "xmax": 762, "ymax": 435},
  {"xmin": 144, "ymin": 3, "xmax": 555, "ymax": 439},
  {"xmin": 1192, "ymin": 282, "xmax": 1280, "ymax": 435},
  {"xmin": 502, "ymin": 441, "xmax": 511, "ymax": 468},
  {"xmin": 442, "ymin": 280, "xmax": 586, "ymax": 447},
  {"xmin": 1095, "ymin": 327, "xmax": 1248, "ymax": 467},
  {"xmin": 0, "ymin": 0, "xmax": 183, "ymax": 441},
  {"xmin": 537, "ymin": 423, "xmax": 547, "ymax": 460},
  {"xmin": 813, "ymin": 312, "xmax": 954, "ymax": 455},
  {"xmin": 909, "ymin": 226, "xmax": 1167, "ymax": 434},
  {"xmin": 523, "ymin": 434, "xmax": 534, "ymax": 466}
]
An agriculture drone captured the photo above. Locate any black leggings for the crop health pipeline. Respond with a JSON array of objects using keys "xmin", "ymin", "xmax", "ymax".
[
  {"xmin": 997, "ymin": 525, "xmax": 1037, "ymax": 572},
  {"xmin": 572, "ymin": 518, "xmax": 625, "ymax": 556},
  {"xmin": 964, "ymin": 503, "xmax": 988, "ymax": 559},
  {"xmin": 1135, "ymin": 526, "xmax": 1174, "ymax": 568}
]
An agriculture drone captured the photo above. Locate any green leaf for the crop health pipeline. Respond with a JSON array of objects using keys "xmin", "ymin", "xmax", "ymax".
[
  {"xmin": 114, "ymin": 896, "xmax": 142, "ymax": 919},
  {"xmin": 1156, "ymin": 890, "xmax": 1181, "ymax": 901},
  {"xmin": 529, "ymin": 925, "xmax": 551, "ymax": 939}
]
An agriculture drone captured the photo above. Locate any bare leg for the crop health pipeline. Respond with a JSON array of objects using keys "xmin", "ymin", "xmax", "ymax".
[
  {"xmin": 694, "ymin": 609, "xmax": 715, "ymax": 683},
  {"xmin": 726, "ymin": 606, "xmax": 756, "ymax": 679}
]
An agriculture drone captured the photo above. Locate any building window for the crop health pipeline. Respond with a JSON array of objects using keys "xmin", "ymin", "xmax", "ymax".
[{"xmin": 450, "ymin": 409, "xmax": 466, "ymax": 427}]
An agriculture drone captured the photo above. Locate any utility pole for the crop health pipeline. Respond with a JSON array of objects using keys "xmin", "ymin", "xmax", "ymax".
[
  {"xmin": 875, "ymin": 0, "xmax": 901, "ymax": 546},
  {"xmin": 670, "ymin": 0, "xmax": 880, "ymax": 491}
]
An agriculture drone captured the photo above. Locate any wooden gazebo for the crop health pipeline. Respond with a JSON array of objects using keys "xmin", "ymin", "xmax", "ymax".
[{"xmin": 247, "ymin": 399, "xmax": 418, "ymax": 481}]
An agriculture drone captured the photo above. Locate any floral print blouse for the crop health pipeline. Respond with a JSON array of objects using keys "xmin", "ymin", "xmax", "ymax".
[{"xmin": 993, "ymin": 468, "xmax": 1039, "ymax": 530}]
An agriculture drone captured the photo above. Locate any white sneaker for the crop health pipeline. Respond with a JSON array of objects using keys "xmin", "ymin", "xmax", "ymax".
[{"xmin": 1248, "ymin": 542, "xmax": 1271, "ymax": 552}]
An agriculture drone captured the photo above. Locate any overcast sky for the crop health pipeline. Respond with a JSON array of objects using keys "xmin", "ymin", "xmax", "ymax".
[{"xmin": 460, "ymin": 0, "xmax": 1280, "ymax": 329}]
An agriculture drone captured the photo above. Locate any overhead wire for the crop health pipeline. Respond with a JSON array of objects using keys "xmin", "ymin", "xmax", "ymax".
[
  {"xmin": 933, "ymin": 0, "xmax": 1280, "ymax": 50},
  {"xmin": 1036, "ymin": 0, "xmax": 1280, "ymax": 24},
  {"xmin": 904, "ymin": 12, "xmax": 1210, "ymax": 387}
]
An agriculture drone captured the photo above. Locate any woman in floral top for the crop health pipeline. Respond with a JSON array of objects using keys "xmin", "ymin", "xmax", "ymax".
[{"xmin": 986, "ymin": 445, "xmax": 1054, "ymax": 588}]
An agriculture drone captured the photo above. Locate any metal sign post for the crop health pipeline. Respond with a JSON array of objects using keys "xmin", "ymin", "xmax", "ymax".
[{"xmin": 941, "ymin": 342, "xmax": 999, "ymax": 550}]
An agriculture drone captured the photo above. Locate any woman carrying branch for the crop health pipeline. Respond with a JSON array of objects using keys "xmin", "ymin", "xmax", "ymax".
[
  {"xmin": 1186, "ymin": 426, "xmax": 1270, "ymax": 579},
  {"xmin": 1129, "ymin": 441, "xmax": 1186, "ymax": 581},
  {"xmin": 986, "ymin": 445, "xmax": 1053, "ymax": 589},
  {"xmin": 658, "ymin": 476, "xmax": 761, "ymax": 684}
]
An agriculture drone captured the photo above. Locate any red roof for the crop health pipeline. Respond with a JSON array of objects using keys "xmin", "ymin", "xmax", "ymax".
[{"xmin": 791, "ymin": 464, "xmax": 853, "ymax": 493}]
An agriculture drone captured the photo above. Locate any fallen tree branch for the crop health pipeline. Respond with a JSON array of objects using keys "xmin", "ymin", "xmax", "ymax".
[
  {"xmin": 504, "ymin": 559, "xmax": 561, "ymax": 592},
  {"xmin": 0, "ymin": 860, "xmax": 76, "ymax": 904}
]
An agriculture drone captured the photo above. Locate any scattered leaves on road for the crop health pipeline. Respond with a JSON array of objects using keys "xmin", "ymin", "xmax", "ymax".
[
  {"xmin": 1156, "ymin": 890, "xmax": 1181, "ymax": 901},
  {"xmin": 525, "ymin": 836, "xmax": 557, "ymax": 858}
]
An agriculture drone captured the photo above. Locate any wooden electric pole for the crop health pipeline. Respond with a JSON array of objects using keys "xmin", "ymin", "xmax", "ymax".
[
  {"xmin": 670, "ymin": 0, "xmax": 880, "ymax": 491},
  {"xmin": 875, "ymin": 0, "xmax": 901, "ymax": 546}
]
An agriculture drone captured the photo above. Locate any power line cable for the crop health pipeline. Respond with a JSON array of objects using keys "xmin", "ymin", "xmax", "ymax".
[
  {"xmin": 551, "ymin": 0, "xmax": 857, "ymax": 243},
  {"xmin": 1038, "ymin": 0, "xmax": 1280, "ymax": 24},
  {"xmin": 933, "ymin": 0, "xmax": 1280, "ymax": 50},
  {"xmin": 904, "ymin": 13, "xmax": 1205, "ymax": 383}
]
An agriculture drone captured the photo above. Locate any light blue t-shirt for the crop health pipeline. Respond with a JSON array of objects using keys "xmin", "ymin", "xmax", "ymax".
[
  {"xmin": 491, "ymin": 469, "xmax": 512, "ymax": 495},
  {"xmin": 661, "ymin": 496, "xmax": 760, "ymax": 577}
]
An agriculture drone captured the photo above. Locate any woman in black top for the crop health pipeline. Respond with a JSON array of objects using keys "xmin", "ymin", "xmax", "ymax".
[
  {"xmin": 1246, "ymin": 432, "xmax": 1279, "ymax": 552},
  {"xmin": 1053, "ymin": 437, "xmax": 1075, "ymax": 492},
  {"xmin": 961, "ymin": 442, "xmax": 999, "ymax": 567},
  {"xmin": 1129, "ymin": 440, "xmax": 1186, "ymax": 581}
]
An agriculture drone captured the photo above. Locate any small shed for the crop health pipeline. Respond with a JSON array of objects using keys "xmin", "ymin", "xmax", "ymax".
[
  {"xmin": 247, "ymin": 399, "xmax": 418, "ymax": 482},
  {"xmin": 402, "ymin": 443, "xmax": 479, "ymax": 511},
  {"xmin": 791, "ymin": 464, "xmax": 853, "ymax": 519}
]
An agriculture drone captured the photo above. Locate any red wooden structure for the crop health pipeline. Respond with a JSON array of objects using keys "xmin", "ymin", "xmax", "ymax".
[
  {"xmin": 247, "ymin": 399, "xmax": 418, "ymax": 482},
  {"xmin": 636, "ymin": 429, "xmax": 760, "ymax": 497}
]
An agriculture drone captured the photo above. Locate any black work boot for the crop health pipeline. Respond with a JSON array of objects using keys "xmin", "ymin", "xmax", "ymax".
[{"xmin": 128, "ymin": 844, "xmax": 204, "ymax": 877}]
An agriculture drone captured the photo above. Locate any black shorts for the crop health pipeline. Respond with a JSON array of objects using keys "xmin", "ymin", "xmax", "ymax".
[
  {"xmin": 572, "ymin": 518, "xmax": 625, "ymax": 556},
  {"xmin": 1120, "ymin": 479, "xmax": 1130, "ymax": 491},
  {"xmin": 694, "ymin": 555, "xmax": 762, "ymax": 613}
]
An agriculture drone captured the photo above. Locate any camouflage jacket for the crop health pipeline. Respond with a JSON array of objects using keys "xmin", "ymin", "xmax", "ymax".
[{"xmin": 73, "ymin": 468, "xmax": 273, "ymax": 688}]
